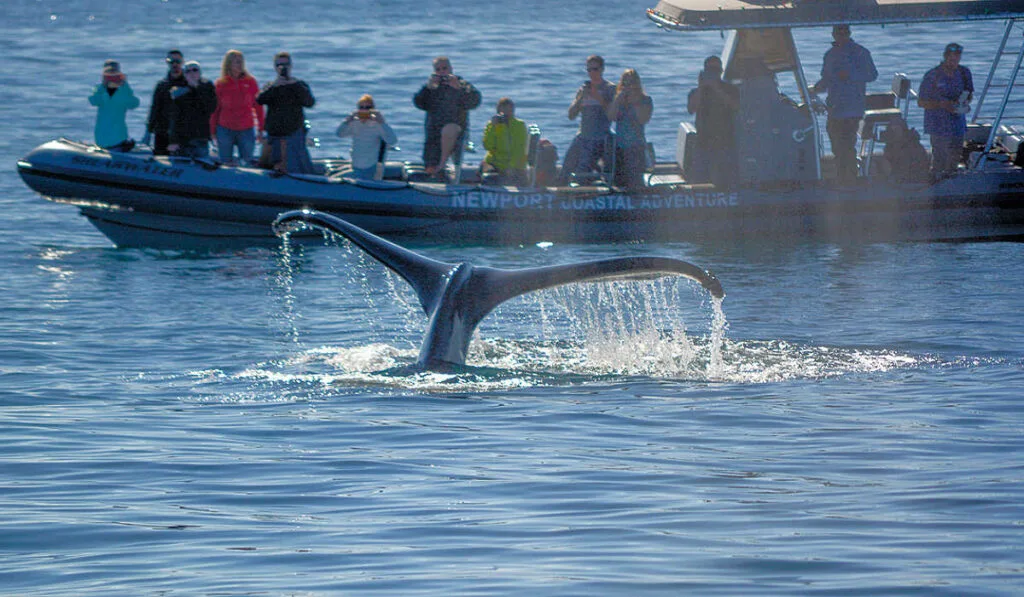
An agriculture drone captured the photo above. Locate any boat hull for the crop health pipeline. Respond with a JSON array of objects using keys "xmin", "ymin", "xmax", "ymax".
[{"xmin": 17, "ymin": 139, "xmax": 1024, "ymax": 248}]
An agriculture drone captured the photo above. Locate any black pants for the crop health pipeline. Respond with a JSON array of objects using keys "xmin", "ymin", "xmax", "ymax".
[
  {"xmin": 153, "ymin": 132, "xmax": 171, "ymax": 156},
  {"xmin": 827, "ymin": 117, "xmax": 860, "ymax": 185}
]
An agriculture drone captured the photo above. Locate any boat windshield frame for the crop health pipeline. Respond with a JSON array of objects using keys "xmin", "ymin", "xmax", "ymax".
[{"xmin": 647, "ymin": 0, "xmax": 1024, "ymax": 32}]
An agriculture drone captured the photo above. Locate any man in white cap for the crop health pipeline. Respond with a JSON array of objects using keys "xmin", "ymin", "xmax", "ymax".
[{"xmin": 167, "ymin": 60, "xmax": 217, "ymax": 157}]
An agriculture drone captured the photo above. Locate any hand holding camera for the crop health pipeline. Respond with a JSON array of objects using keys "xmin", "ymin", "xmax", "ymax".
[
  {"xmin": 103, "ymin": 73, "xmax": 125, "ymax": 88},
  {"xmin": 274, "ymin": 63, "xmax": 291, "ymax": 85}
]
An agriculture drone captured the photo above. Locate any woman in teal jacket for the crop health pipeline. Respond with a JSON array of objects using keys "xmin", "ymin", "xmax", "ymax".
[
  {"xmin": 481, "ymin": 97, "xmax": 529, "ymax": 186},
  {"xmin": 89, "ymin": 60, "xmax": 140, "ymax": 150}
]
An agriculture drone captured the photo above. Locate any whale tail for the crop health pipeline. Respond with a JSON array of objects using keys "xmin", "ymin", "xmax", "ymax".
[
  {"xmin": 274, "ymin": 209, "xmax": 456, "ymax": 317},
  {"xmin": 274, "ymin": 210, "xmax": 724, "ymax": 367}
]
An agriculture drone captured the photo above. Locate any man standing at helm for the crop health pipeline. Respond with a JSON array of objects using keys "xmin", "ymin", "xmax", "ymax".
[{"xmin": 812, "ymin": 24, "xmax": 878, "ymax": 186}]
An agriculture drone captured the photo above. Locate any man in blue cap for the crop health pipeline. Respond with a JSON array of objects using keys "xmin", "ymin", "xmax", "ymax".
[
  {"xmin": 918, "ymin": 42, "xmax": 974, "ymax": 181},
  {"xmin": 812, "ymin": 24, "xmax": 878, "ymax": 186}
]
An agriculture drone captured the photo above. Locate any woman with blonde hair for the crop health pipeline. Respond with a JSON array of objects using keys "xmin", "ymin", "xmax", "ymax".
[
  {"xmin": 607, "ymin": 68, "xmax": 653, "ymax": 189},
  {"xmin": 209, "ymin": 49, "xmax": 264, "ymax": 165}
]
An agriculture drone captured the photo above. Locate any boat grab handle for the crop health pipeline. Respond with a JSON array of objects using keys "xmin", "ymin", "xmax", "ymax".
[{"xmin": 792, "ymin": 125, "xmax": 815, "ymax": 143}]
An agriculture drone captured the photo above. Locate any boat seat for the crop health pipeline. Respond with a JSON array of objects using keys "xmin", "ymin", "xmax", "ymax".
[
  {"xmin": 526, "ymin": 124, "xmax": 541, "ymax": 186},
  {"xmin": 865, "ymin": 92, "xmax": 897, "ymax": 111},
  {"xmin": 859, "ymin": 108, "xmax": 906, "ymax": 176},
  {"xmin": 890, "ymin": 72, "xmax": 918, "ymax": 119}
]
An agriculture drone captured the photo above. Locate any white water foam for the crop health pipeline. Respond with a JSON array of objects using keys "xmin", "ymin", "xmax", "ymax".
[{"xmin": 268, "ymin": 233, "xmax": 930, "ymax": 391}]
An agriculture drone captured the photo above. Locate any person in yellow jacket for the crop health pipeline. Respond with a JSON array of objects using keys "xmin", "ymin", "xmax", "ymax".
[{"xmin": 481, "ymin": 97, "xmax": 528, "ymax": 186}]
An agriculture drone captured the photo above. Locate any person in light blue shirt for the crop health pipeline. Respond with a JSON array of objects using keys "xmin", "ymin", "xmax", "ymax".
[
  {"xmin": 88, "ymin": 60, "xmax": 140, "ymax": 150},
  {"xmin": 337, "ymin": 94, "xmax": 398, "ymax": 180},
  {"xmin": 812, "ymin": 25, "xmax": 878, "ymax": 186},
  {"xmin": 918, "ymin": 42, "xmax": 974, "ymax": 181}
]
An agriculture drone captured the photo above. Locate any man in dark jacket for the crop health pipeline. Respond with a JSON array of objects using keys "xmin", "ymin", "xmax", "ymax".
[
  {"xmin": 167, "ymin": 61, "xmax": 217, "ymax": 158},
  {"xmin": 256, "ymin": 52, "xmax": 316, "ymax": 173},
  {"xmin": 144, "ymin": 49, "xmax": 187, "ymax": 155},
  {"xmin": 413, "ymin": 56, "xmax": 481, "ymax": 176},
  {"xmin": 687, "ymin": 55, "xmax": 739, "ymax": 187}
]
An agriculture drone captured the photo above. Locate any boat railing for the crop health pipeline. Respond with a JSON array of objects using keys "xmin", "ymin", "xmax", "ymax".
[{"xmin": 970, "ymin": 18, "xmax": 1024, "ymax": 169}]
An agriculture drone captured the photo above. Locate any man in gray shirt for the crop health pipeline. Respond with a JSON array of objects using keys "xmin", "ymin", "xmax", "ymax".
[{"xmin": 561, "ymin": 55, "xmax": 615, "ymax": 184}]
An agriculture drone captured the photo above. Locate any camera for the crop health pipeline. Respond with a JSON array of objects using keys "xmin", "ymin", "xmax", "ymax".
[{"xmin": 493, "ymin": 113, "xmax": 508, "ymax": 123}]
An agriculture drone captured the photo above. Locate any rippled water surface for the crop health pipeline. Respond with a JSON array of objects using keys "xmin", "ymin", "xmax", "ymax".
[{"xmin": 3, "ymin": 1, "xmax": 1024, "ymax": 595}]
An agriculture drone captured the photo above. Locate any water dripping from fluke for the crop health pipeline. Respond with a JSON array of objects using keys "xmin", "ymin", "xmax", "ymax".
[{"xmin": 272, "ymin": 210, "xmax": 727, "ymax": 379}]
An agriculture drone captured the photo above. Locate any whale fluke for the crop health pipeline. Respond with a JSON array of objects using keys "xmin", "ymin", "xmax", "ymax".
[{"xmin": 274, "ymin": 210, "xmax": 724, "ymax": 369}]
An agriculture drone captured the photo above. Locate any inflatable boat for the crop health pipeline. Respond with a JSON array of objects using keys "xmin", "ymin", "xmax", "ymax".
[{"xmin": 17, "ymin": 0, "xmax": 1024, "ymax": 248}]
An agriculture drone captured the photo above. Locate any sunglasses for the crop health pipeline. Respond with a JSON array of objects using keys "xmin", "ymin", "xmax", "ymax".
[
  {"xmin": 166, "ymin": 57, "xmax": 183, "ymax": 65},
  {"xmin": 358, "ymin": 105, "xmax": 374, "ymax": 109},
  {"xmin": 184, "ymin": 66, "xmax": 200, "ymax": 73},
  {"xmin": 586, "ymin": 66, "xmax": 602, "ymax": 72},
  {"xmin": 946, "ymin": 44, "xmax": 963, "ymax": 53},
  {"xmin": 275, "ymin": 62, "xmax": 291, "ymax": 68}
]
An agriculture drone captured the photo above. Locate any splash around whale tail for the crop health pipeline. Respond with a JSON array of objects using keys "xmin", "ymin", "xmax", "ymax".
[{"xmin": 273, "ymin": 209, "xmax": 724, "ymax": 368}]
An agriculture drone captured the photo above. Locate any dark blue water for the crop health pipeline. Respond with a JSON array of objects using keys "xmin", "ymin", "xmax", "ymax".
[{"xmin": 3, "ymin": 1, "xmax": 1023, "ymax": 595}]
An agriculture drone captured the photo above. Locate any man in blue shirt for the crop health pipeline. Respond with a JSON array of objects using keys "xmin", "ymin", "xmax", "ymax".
[
  {"xmin": 812, "ymin": 25, "xmax": 878, "ymax": 186},
  {"xmin": 918, "ymin": 42, "xmax": 974, "ymax": 181}
]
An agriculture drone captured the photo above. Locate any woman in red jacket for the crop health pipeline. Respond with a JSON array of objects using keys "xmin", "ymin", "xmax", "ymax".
[{"xmin": 210, "ymin": 50, "xmax": 265, "ymax": 165}]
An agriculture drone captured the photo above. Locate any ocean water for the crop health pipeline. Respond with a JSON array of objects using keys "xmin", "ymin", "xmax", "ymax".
[{"xmin": 3, "ymin": 1, "xmax": 1024, "ymax": 595}]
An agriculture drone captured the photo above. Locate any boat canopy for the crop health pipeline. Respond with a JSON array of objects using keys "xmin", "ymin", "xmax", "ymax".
[{"xmin": 647, "ymin": 0, "xmax": 1024, "ymax": 31}]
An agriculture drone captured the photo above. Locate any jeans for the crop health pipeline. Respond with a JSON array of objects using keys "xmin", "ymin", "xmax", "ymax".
[
  {"xmin": 827, "ymin": 117, "xmax": 861, "ymax": 185},
  {"xmin": 216, "ymin": 125, "xmax": 255, "ymax": 164},
  {"xmin": 561, "ymin": 135, "xmax": 610, "ymax": 183},
  {"xmin": 349, "ymin": 165, "xmax": 377, "ymax": 180},
  {"xmin": 268, "ymin": 128, "xmax": 315, "ymax": 174},
  {"xmin": 929, "ymin": 134, "xmax": 963, "ymax": 180}
]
